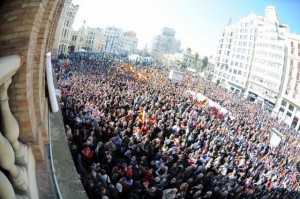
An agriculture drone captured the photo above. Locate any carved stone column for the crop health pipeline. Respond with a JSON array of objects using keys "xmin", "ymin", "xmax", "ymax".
[
  {"xmin": 0, "ymin": 170, "xmax": 16, "ymax": 199},
  {"xmin": 0, "ymin": 78, "xmax": 28, "ymax": 165},
  {"xmin": 0, "ymin": 131, "xmax": 28, "ymax": 192},
  {"xmin": 0, "ymin": 55, "xmax": 34, "ymax": 198}
]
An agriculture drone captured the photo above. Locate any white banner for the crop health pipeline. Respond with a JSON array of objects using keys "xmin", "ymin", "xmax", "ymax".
[{"xmin": 269, "ymin": 128, "xmax": 283, "ymax": 147}]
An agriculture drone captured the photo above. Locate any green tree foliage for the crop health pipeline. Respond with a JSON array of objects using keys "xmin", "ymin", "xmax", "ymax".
[{"xmin": 202, "ymin": 56, "xmax": 209, "ymax": 71}]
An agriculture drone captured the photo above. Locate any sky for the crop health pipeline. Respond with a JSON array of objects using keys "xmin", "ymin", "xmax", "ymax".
[{"xmin": 71, "ymin": 0, "xmax": 300, "ymax": 57}]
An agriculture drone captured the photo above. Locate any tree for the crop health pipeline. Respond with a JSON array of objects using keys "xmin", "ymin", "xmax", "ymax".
[
  {"xmin": 202, "ymin": 56, "xmax": 209, "ymax": 72},
  {"xmin": 194, "ymin": 52, "xmax": 199, "ymax": 71}
]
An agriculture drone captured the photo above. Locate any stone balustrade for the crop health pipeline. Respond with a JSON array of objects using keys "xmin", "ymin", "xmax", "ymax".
[{"xmin": 0, "ymin": 56, "xmax": 38, "ymax": 199}]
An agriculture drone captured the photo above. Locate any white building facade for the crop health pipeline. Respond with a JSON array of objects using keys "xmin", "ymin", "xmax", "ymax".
[
  {"xmin": 247, "ymin": 7, "xmax": 289, "ymax": 114},
  {"xmin": 214, "ymin": 6, "xmax": 293, "ymax": 116},
  {"xmin": 214, "ymin": 13, "xmax": 257, "ymax": 94},
  {"xmin": 279, "ymin": 33, "xmax": 300, "ymax": 130},
  {"xmin": 52, "ymin": 1, "xmax": 79, "ymax": 58},
  {"xmin": 151, "ymin": 27, "xmax": 181, "ymax": 55},
  {"xmin": 120, "ymin": 31, "xmax": 138, "ymax": 55},
  {"xmin": 102, "ymin": 26, "xmax": 123, "ymax": 55}
]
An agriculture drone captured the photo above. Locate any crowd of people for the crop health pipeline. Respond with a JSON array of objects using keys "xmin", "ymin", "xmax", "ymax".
[{"xmin": 54, "ymin": 57, "xmax": 300, "ymax": 199}]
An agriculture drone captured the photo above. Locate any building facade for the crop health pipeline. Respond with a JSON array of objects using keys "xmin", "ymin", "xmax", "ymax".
[
  {"xmin": 214, "ymin": 6, "xmax": 300, "ymax": 128},
  {"xmin": 52, "ymin": 1, "xmax": 79, "ymax": 58},
  {"xmin": 69, "ymin": 27, "xmax": 103, "ymax": 52},
  {"xmin": 120, "ymin": 31, "xmax": 138, "ymax": 55},
  {"xmin": 214, "ymin": 13, "xmax": 257, "ymax": 94},
  {"xmin": 102, "ymin": 26, "xmax": 123, "ymax": 55},
  {"xmin": 279, "ymin": 33, "xmax": 300, "ymax": 130},
  {"xmin": 213, "ymin": 6, "xmax": 296, "ymax": 117},
  {"xmin": 151, "ymin": 27, "xmax": 181, "ymax": 55},
  {"xmin": 247, "ymin": 7, "xmax": 288, "ymax": 114},
  {"xmin": 163, "ymin": 48, "xmax": 195, "ymax": 68}
]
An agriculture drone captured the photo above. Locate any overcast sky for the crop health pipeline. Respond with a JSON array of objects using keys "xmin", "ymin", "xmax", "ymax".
[{"xmin": 71, "ymin": 0, "xmax": 300, "ymax": 57}]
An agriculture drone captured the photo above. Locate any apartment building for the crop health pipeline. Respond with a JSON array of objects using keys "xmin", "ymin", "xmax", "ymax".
[
  {"xmin": 151, "ymin": 27, "xmax": 181, "ymax": 55},
  {"xmin": 52, "ymin": 1, "xmax": 79, "ymax": 58},
  {"xmin": 69, "ymin": 27, "xmax": 103, "ymax": 52},
  {"xmin": 213, "ymin": 6, "xmax": 295, "ymax": 117},
  {"xmin": 279, "ymin": 33, "xmax": 300, "ymax": 129}
]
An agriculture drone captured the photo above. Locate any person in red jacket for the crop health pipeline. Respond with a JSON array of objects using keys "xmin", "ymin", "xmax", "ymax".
[{"xmin": 82, "ymin": 146, "xmax": 94, "ymax": 162}]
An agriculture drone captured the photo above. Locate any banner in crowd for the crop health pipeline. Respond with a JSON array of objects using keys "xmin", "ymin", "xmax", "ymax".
[
  {"xmin": 168, "ymin": 70, "xmax": 185, "ymax": 83},
  {"xmin": 269, "ymin": 128, "xmax": 283, "ymax": 147}
]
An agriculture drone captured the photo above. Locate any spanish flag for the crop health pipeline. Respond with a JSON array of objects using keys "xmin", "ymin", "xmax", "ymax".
[
  {"xmin": 197, "ymin": 97, "xmax": 209, "ymax": 108},
  {"xmin": 144, "ymin": 75, "xmax": 151, "ymax": 81},
  {"xmin": 139, "ymin": 107, "xmax": 145, "ymax": 125},
  {"xmin": 136, "ymin": 72, "xmax": 143, "ymax": 81}
]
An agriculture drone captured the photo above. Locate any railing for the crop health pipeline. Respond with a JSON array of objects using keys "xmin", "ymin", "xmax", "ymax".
[{"xmin": 0, "ymin": 56, "xmax": 39, "ymax": 199}]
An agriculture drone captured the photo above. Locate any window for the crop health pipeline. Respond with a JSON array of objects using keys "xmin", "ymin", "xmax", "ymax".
[
  {"xmin": 293, "ymin": 92, "xmax": 298, "ymax": 99},
  {"xmin": 285, "ymin": 89, "xmax": 289, "ymax": 95},
  {"xmin": 289, "ymin": 69, "xmax": 293, "ymax": 77},
  {"xmin": 281, "ymin": 101, "xmax": 287, "ymax": 107},
  {"xmin": 290, "ymin": 59, "xmax": 293, "ymax": 66},
  {"xmin": 288, "ymin": 105, "xmax": 294, "ymax": 112}
]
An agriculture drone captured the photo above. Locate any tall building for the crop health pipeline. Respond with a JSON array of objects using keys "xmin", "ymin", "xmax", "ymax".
[
  {"xmin": 120, "ymin": 31, "xmax": 138, "ymax": 55},
  {"xmin": 151, "ymin": 27, "xmax": 181, "ymax": 55},
  {"xmin": 213, "ymin": 6, "xmax": 291, "ymax": 115},
  {"xmin": 214, "ymin": 13, "xmax": 258, "ymax": 94},
  {"xmin": 69, "ymin": 26, "xmax": 103, "ymax": 52},
  {"xmin": 248, "ymin": 7, "xmax": 288, "ymax": 113},
  {"xmin": 279, "ymin": 33, "xmax": 300, "ymax": 129},
  {"xmin": 52, "ymin": 1, "xmax": 79, "ymax": 58},
  {"xmin": 102, "ymin": 26, "xmax": 123, "ymax": 54}
]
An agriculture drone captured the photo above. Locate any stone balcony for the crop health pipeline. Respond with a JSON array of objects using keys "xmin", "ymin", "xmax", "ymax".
[{"xmin": 0, "ymin": 55, "xmax": 87, "ymax": 199}]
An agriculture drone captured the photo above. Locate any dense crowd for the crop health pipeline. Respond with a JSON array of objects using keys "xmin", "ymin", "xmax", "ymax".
[{"xmin": 54, "ymin": 57, "xmax": 300, "ymax": 199}]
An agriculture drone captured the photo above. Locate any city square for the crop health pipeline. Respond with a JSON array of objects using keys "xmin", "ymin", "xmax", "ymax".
[{"xmin": 0, "ymin": 1, "xmax": 299, "ymax": 199}]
